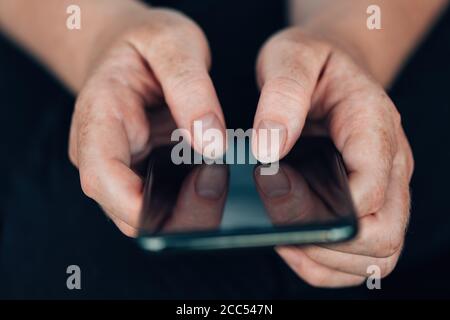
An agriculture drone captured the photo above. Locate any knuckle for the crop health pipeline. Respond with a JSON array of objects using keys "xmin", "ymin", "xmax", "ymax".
[
  {"xmin": 167, "ymin": 68, "xmax": 207, "ymax": 90},
  {"xmin": 166, "ymin": 71, "xmax": 211, "ymax": 102},
  {"xmin": 145, "ymin": 20, "xmax": 208, "ymax": 69},
  {"xmin": 264, "ymin": 76, "xmax": 307, "ymax": 99},
  {"xmin": 386, "ymin": 233, "xmax": 404, "ymax": 257},
  {"xmin": 379, "ymin": 255, "xmax": 400, "ymax": 278},
  {"xmin": 261, "ymin": 77, "xmax": 307, "ymax": 113},
  {"xmin": 374, "ymin": 233, "xmax": 403, "ymax": 258},
  {"xmin": 370, "ymin": 183, "xmax": 386, "ymax": 213},
  {"xmin": 261, "ymin": 32, "xmax": 329, "ymax": 78},
  {"xmin": 79, "ymin": 168, "xmax": 98, "ymax": 199}
]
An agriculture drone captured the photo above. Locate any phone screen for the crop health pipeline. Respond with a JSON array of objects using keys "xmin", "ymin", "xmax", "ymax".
[{"xmin": 136, "ymin": 136, "xmax": 357, "ymax": 251}]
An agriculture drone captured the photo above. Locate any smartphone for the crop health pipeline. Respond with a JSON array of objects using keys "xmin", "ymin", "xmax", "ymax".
[{"xmin": 136, "ymin": 136, "xmax": 358, "ymax": 252}]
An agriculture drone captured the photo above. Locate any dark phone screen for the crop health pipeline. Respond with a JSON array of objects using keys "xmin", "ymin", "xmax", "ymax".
[{"xmin": 137, "ymin": 136, "xmax": 357, "ymax": 237}]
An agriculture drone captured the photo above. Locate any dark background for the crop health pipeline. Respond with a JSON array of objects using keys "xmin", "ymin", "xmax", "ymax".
[{"xmin": 0, "ymin": 0, "xmax": 449, "ymax": 299}]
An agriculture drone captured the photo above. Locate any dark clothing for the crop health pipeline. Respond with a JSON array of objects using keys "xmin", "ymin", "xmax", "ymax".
[{"xmin": 1, "ymin": 0, "xmax": 449, "ymax": 298}]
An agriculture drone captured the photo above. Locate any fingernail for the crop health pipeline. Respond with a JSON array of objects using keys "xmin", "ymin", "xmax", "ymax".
[
  {"xmin": 255, "ymin": 166, "xmax": 290, "ymax": 198},
  {"xmin": 192, "ymin": 113, "xmax": 226, "ymax": 159},
  {"xmin": 195, "ymin": 165, "xmax": 227, "ymax": 200},
  {"xmin": 255, "ymin": 120, "xmax": 286, "ymax": 163}
]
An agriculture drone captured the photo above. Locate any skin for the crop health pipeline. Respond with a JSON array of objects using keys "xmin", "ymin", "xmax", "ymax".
[
  {"xmin": 262, "ymin": 0, "xmax": 446, "ymax": 288},
  {"xmin": 254, "ymin": 29, "xmax": 415, "ymax": 287},
  {"xmin": 0, "ymin": 0, "xmax": 447, "ymax": 287}
]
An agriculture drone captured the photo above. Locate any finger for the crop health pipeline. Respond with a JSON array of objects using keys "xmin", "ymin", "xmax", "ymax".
[
  {"xmin": 319, "ymin": 147, "xmax": 411, "ymax": 257},
  {"xmin": 162, "ymin": 164, "xmax": 228, "ymax": 232},
  {"xmin": 78, "ymin": 115, "xmax": 144, "ymax": 227},
  {"xmin": 308, "ymin": 49, "xmax": 400, "ymax": 217},
  {"xmin": 254, "ymin": 164, "xmax": 332, "ymax": 224},
  {"xmin": 134, "ymin": 31, "xmax": 226, "ymax": 157},
  {"xmin": 69, "ymin": 44, "xmax": 160, "ymax": 168},
  {"xmin": 327, "ymin": 89, "xmax": 399, "ymax": 216},
  {"xmin": 252, "ymin": 32, "xmax": 330, "ymax": 162},
  {"xmin": 301, "ymin": 245, "xmax": 401, "ymax": 278},
  {"xmin": 277, "ymin": 246, "xmax": 366, "ymax": 288},
  {"xmin": 76, "ymin": 94, "xmax": 149, "ymax": 229},
  {"xmin": 110, "ymin": 216, "xmax": 139, "ymax": 238}
]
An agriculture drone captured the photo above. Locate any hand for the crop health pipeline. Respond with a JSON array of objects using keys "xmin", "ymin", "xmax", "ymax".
[
  {"xmin": 253, "ymin": 28, "xmax": 414, "ymax": 287},
  {"xmin": 68, "ymin": 8, "xmax": 226, "ymax": 236}
]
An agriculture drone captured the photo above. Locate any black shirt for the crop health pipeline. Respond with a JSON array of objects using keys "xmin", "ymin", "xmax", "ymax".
[{"xmin": 1, "ymin": 0, "xmax": 449, "ymax": 298}]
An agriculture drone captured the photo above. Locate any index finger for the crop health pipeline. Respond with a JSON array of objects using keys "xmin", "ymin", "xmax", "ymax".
[{"xmin": 132, "ymin": 28, "xmax": 227, "ymax": 157}]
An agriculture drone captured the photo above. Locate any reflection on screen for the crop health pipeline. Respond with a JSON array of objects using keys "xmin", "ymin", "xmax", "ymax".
[{"xmin": 138, "ymin": 137, "xmax": 355, "ymax": 236}]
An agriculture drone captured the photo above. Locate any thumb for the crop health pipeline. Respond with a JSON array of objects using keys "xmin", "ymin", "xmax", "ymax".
[{"xmin": 252, "ymin": 31, "xmax": 330, "ymax": 162}]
